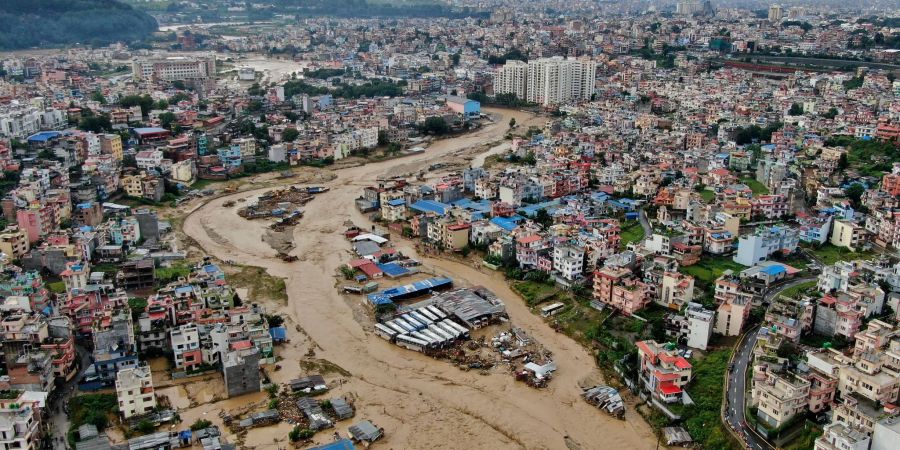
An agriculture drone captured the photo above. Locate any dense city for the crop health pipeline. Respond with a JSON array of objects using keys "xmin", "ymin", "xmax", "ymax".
[{"xmin": 0, "ymin": 1, "xmax": 899, "ymax": 449}]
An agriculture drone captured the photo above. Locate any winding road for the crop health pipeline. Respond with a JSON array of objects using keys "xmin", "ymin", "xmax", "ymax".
[{"xmin": 723, "ymin": 276, "xmax": 818, "ymax": 450}]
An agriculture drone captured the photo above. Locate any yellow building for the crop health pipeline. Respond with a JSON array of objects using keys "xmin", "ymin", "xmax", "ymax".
[
  {"xmin": 0, "ymin": 226, "xmax": 30, "ymax": 258},
  {"xmin": 830, "ymin": 219, "xmax": 868, "ymax": 251},
  {"xmin": 100, "ymin": 134, "xmax": 123, "ymax": 160}
]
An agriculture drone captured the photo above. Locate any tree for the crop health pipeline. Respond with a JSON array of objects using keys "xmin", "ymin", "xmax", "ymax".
[
  {"xmin": 158, "ymin": 112, "xmax": 177, "ymax": 130},
  {"xmin": 135, "ymin": 420, "xmax": 155, "ymax": 434},
  {"xmin": 155, "ymin": 100, "xmax": 169, "ymax": 110},
  {"xmin": 451, "ymin": 52, "xmax": 461, "ymax": 67},
  {"xmin": 419, "ymin": 116, "xmax": 449, "ymax": 135},
  {"xmin": 78, "ymin": 115, "xmax": 112, "ymax": 133},
  {"xmin": 508, "ymin": 117, "xmax": 516, "ymax": 129},
  {"xmin": 248, "ymin": 83, "xmax": 265, "ymax": 96},
  {"xmin": 845, "ymin": 183, "xmax": 865, "ymax": 208},
  {"xmin": 120, "ymin": 94, "xmax": 155, "ymax": 116},
  {"xmin": 190, "ymin": 419, "xmax": 213, "ymax": 431},
  {"xmin": 533, "ymin": 209, "xmax": 553, "ymax": 229},
  {"xmin": 822, "ymin": 107, "xmax": 839, "ymax": 119},
  {"xmin": 169, "ymin": 92, "xmax": 191, "ymax": 104},
  {"xmin": 837, "ymin": 153, "xmax": 849, "ymax": 170},
  {"xmin": 282, "ymin": 128, "xmax": 299, "ymax": 142},
  {"xmin": 788, "ymin": 103, "xmax": 803, "ymax": 116},
  {"xmin": 90, "ymin": 91, "xmax": 107, "ymax": 104}
]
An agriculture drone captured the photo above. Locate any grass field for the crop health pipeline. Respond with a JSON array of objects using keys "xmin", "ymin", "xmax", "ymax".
[
  {"xmin": 620, "ymin": 220, "xmax": 646, "ymax": 249},
  {"xmin": 700, "ymin": 190, "xmax": 716, "ymax": 203},
  {"xmin": 740, "ymin": 177, "xmax": 769, "ymax": 195},
  {"xmin": 679, "ymin": 255, "xmax": 745, "ymax": 287},
  {"xmin": 806, "ymin": 244, "xmax": 874, "ymax": 265}
]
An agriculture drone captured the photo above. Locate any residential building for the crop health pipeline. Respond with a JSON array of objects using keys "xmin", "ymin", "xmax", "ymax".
[
  {"xmin": 831, "ymin": 219, "xmax": 869, "ymax": 252},
  {"xmin": 753, "ymin": 369, "xmax": 811, "ymax": 428},
  {"xmin": 635, "ymin": 340, "xmax": 693, "ymax": 404},
  {"xmin": 171, "ymin": 324, "xmax": 202, "ymax": 371},
  {"xmin": 733, "ymin": 225, "xmax": 799, "ymax": 267},
  {"xmin": 115, "ymin": 365, "xmax": 157, "ymax": 419}
]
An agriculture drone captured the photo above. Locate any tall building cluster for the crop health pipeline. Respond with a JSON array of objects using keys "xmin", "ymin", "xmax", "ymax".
[{"xmin": 493, "ymin": 56, "xmax": 596, "ymax": 106}]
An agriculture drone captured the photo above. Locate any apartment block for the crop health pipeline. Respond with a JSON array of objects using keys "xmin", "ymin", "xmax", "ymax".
[{"xmin": 115, "ymin": 365, "xmax": 157, "ymax": 419}]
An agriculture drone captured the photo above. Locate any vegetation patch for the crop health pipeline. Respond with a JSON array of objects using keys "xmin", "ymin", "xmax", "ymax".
[
  {"xmin": 805, "ymin": 243, "xmax": 874, "ymax": 266},
  {"xmin": 679, "ymin": 255, "xmax": 744, "ymax": 288},
  {"xmin": 619, "ymin": 220, "xmax": 646, "ymax": 249},
  {"xmin": 67, "ymin": 394, "xmax": 119, "ymax": 447},
  {"xmin": 511, "ymin": 280, "xmax": 559, "ymax": 307},
  {"xmin": 229, "ymin": 265, "xmax": 288, "ymax": 303},
  {"xmin": 739, "ymin": 177, "xmax": 769, "ymax": 195},
  {"xmin": 678, "ymin": 349, "xmax": 741, "ymax": 449}
]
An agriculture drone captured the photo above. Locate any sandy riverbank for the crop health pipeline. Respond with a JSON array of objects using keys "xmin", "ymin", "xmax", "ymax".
[{"xmin": 180, "ymin": 107, "xmax": 662, "ymax": 449}]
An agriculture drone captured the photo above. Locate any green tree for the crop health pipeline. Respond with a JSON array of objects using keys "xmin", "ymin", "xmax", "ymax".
[
  {"xmin": 158, "ymin": 112, "xmax": 177, "ymax": 130},
  {"xmin": 509, "ymin": 117, "xmax": 516, "ymax": 128},
  {"xmin": 190, "ymin": 419, "xmax": 212, "ymax": 431},
  {"xmin": 845, "ymin": 183, "xmax": 865, "ymax": 208},
  {"xmin": 78, "ymin": 114, "xmax": 112, "ymax": 132},
  {"xmin": 282, "ymin": 128, "xmax": 299, "ymax": 142},
  {"xmin": 533, "ymin": 209, "xmax": 553, "ymax": 229},
  {"xmin": 90, "ymin": 91, "xmax": 107, "ymax": 104},
  {"xmin": 135, "ymin": 420, "xmax": 155, "ymax": 434},
  {"xmin": 837, "ymin": 153, "xmax": 849, "ymax": 170},
  {"xmin": 420, "ymin": 116, "xmax": 449, "ymax": 135},
  {"xmin": 120, "ymin": 94, "xmax": 155, "ymax": 116},
  {"xmin": 788, "ymin": 103, "xmax": 803, "ymax": 116}
]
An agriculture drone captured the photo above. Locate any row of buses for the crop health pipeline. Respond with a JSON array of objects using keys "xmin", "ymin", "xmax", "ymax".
[{"xmin": 374, "ymin": 305, "xmax": 470, "ymax": 353}]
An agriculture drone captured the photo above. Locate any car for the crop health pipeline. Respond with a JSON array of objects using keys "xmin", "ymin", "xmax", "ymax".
[{"xmin": 729, "ymin": 363, "xmax": 735, "ymax": 371}]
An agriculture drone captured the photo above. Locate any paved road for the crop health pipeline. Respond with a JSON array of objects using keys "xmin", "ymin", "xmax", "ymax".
[
  {"xmin": 723, "ymin": 276, "xmax": 817, "ymax": 450},
  {"xmin": 48, "ymin": 343, "xmax": 93, "ymax": 449},
  {"xmin": 638, "ymin": 207, "xmax": 652, "ymax": 237}
]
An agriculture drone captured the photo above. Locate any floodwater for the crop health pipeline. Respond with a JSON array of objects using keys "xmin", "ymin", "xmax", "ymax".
[{"xmin": 181, "ymin": 107, "xmax": 663, "ymax": 449}]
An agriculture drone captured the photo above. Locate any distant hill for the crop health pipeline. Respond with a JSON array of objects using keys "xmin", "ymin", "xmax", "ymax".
[{"xmin": 0, "ymin": 0, "xmax": 158, "ymax": 50}]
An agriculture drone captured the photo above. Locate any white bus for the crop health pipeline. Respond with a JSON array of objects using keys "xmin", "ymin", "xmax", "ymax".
[
  {"xmin": 540, "ymin": 302, "xmax": 567, "ymax": 317},
  {"xmin": 374, "ymin": 323, "xmax": 397, "ymax": 341}
]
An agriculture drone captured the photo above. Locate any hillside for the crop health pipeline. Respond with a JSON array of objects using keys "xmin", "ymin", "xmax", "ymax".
[{"xmin": 0, "ymin": 0, "xmax": 158, "ymax": 50}]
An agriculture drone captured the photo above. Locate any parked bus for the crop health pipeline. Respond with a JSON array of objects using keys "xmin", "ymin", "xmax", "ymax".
[
  {"xmin": 540, "ymin": 302, "xmax": 567, "ymax": 317},
  {"xmin": 374, "ymin": 323, "xmax": 397, "ymax": 341}
]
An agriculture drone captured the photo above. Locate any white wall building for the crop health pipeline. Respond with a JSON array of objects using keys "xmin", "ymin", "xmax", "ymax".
[
  {"xmin": 115, "ymin": 365, "xmax": 157, "ymax": 419},
  {"xmin": 132, "ymin": 55, "xmax": 216, "ymax": 81},
  {"xmin": 494, "ymin": 60, "xmax": 528, "ymax": 100},
  {"xmin": 526, "ymin": 57, "xmax": 596, "ymax": 106},
  {"xmin": 733, "ymin": 226, "xmax": 799, "ymax": 266},
  {"xmin": 684, "ymin": 303, "xmax": 714, "ymax": 350}
]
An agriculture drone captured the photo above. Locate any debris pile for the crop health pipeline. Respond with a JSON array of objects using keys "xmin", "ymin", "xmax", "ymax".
[
  {"xmin": 237, "ymin": 186, "xmax": 314, "ymax": 220},
  {"xmin": 581, "ymin": 385, "xmax": 625, "ymax": 419},
  {"xmin": 492, "ymin": 327, "xmax": 555, "ymax": 388}
]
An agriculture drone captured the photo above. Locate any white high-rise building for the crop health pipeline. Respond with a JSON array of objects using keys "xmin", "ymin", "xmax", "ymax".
[
  {"xmin": 494, "ymin": 57, "xmax": 596, "ymax": 107},
  {"xmin": 526, "ymin": 57, "xmax": 596, "ymax": 106},
  {"xmin": 768, "ymin": 5, "xmax": 784, "ymax": 22},
  {"xmin": 493, "ymin": 60, "xmax": 528, "ymax": 100}
]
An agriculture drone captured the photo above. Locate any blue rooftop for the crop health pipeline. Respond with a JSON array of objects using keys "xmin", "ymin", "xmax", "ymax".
[
  {"xmin": 490, "ymin": 216, "xmax": 522, "ymax": 232},
  {"xmin": 451, "ymin": 198, "xmax": 492, "ymax": 213},
  {"xmin": 377, "ymin": 262, "xmax": 410, "ymax": 277},
  {"xmin": 367, "ymin": 277, "xmax": 452, "ymax": 306},
  {"xmin": 409, "ymin": 199, "xmax": 451, "ymax": 216},
  {"xmin": 762, "ymin": 265, "xmax": 787, "ymax": 276},
  {"xmin": 307, "ymin": 439, "xmax": 356, "ymax": 450},
  {"xmin": 386, "ymin": 198, "xmax": 406, "ymax": 207},
  {"xmin": 269, "ymin": 327, "xmax": 287, "ymax": 341},
  {"xmin": 27, "ymin": 131, "xmax": 61, "ymax": 142}
]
